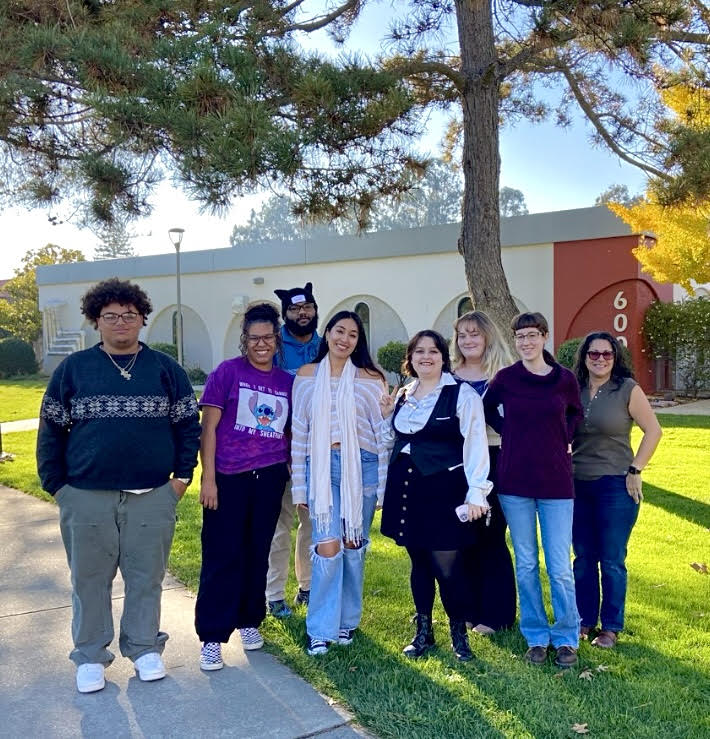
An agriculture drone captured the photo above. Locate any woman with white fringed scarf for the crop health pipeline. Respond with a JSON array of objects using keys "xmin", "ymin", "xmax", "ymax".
[{"xmin": 290, "ymin": 311, "xmax": 388, "ymax": 657}]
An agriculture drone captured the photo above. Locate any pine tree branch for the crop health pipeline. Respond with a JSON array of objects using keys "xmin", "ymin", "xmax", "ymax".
[
  {"xmin": 500, "ymin": 31, "xmax": 578, "ymax": 78},
  {"xmin": 556, "ymin": 60, "xmax": 670, "ymax": 180},
  {"xmin": 657, "ymin": 30, "xmax": 710, "ymax": 44},
  {"xmin": 283, "ymin": 0, "xmax": 361, "ymax": 33},
  {"xmin": 385, "ymin": 58, "xmax": 464, "ymax": 93}
]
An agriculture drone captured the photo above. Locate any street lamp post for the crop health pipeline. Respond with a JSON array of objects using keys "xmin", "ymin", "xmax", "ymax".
[{"xmin": 168, "ymin": 228, "xmax": 185, "ymax": 367}]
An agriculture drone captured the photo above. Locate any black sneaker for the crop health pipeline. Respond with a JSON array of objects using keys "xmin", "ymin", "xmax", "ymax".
[
  {"xmin": 268, "ymin": 599, "xmax": 292, "ymax": 619},
  {"xmin": 306, "ymin": 637, "xmax": 329, "ymax": 656},
  {"xmin": 338, "ymin": 628, "xmax": 355, "ymax": 645},
  {"xmin": 294, "ymin": 588, "xmax": 310, "ymax": 606}
]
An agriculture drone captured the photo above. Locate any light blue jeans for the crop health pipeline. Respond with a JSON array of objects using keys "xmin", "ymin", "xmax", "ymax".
[
  {"xmin": 306, "ymin": 449, "xmax": 378, "ymax": 642},
  {"xmin": 498, "ymin": 495, "xmax": 579, "ymax": 649}
]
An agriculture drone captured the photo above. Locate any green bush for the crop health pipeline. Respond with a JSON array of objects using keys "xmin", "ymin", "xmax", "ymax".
[
  {"xmin": 187, "ymin": 366, "xmax": 208, "ymax": 384},
  {"xmin": 0, "ymin": 337, "xmax": 39, "ymax": 377},
  {"xmin": 557, "ymin": 336, "xmax": 634, "ymax": 373},
  {"xmin": 556, "ymin": 338, "xmax": 582, "ymax": 369},
  {"xmin": 644, "ymin": 298, "xmax": 710, "ymax": 397},
  {"xmin": 377, "ymin": 341, "xmax": 408, "ymax": 387},
  {"xmin": 150, "ymin": 342, "xmax": 178, "ymax": 360}
]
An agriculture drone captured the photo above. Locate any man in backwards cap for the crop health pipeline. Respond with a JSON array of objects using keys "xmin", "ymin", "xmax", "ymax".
[{"xmin": 266, "ymin": 282, "xmax": 320, "ymax": 617}]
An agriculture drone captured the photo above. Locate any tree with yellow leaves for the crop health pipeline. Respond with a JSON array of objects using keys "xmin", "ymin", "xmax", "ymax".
[{"xmin": 609, "ymin": 85, "xmax": 710, "ymax": 293}]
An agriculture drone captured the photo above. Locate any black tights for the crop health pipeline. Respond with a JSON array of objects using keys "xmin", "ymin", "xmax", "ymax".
[{"xmin": 406, "ymin": 547, "xmax": 468, "ymax": 621}]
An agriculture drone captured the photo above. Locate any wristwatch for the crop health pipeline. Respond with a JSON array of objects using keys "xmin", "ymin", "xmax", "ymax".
[
  {"xmin": 627, "ymin": 465, "xmax": 642, "ymax": 475},
  {"xmin": 174, "ymin": 477, "xmax": 192, "ymax": 486}
]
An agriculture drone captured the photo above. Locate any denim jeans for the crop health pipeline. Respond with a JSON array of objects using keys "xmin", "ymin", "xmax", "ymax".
[
  {"xmin": 306, "ymin": 449, "xmax": 378, "ymax": 642},
  {"xmin": 573, "ymin": 475, "xmax": 639, "ymax": 632},
  {"xmin": 498, "ymin": 495, "xmax": 579, "ymax": 649}
]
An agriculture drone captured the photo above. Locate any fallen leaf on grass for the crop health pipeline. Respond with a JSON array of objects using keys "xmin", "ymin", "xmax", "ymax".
[
  {"xmin": 690, "ymin": 562, "xmax": 709, "ymax": 575},
  {"xmin": 371, "ymin": 588, "xmax": 384, "ymax": 595},
  {"xmin": 595, "ymin": 664, "xmax": 609, "ymax": 672},
  {"xmin": 571, "ymin": 723, "xmax": 590, "ymax": 734},
  {"xmin": 553, "ymin": 670, "xmax": 567, "ymax": 678},
  {"xmin": 349, "ymin": 666, "xmax": 358, "ymax": 672},
  {"xmin": 578, "ymin": 669, "xmax": 594, "ymax": 681},
  {"xmin": 651, "ymin": 583, "xmax": 666, "ymax": 588}
]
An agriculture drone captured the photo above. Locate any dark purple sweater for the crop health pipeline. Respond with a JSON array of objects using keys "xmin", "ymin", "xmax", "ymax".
[{"xmin": 483, "ymin": 360, "xmax": 583, "ymax": 499}]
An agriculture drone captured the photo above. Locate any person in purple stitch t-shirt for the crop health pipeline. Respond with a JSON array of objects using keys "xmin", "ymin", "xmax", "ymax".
[{"xmin": 194, "ymin": 302, "xmax": 294, "ymax": 670}]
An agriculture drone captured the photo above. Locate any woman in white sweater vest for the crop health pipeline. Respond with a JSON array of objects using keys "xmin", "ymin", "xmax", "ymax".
[{"xmin": 291, "ymin": 311, "xmax": 388, "ymax": 657}]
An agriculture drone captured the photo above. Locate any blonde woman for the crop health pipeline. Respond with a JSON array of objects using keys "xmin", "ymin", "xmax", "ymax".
[{"xmin": 452, "ymin": 310, "xmax": 516, "ymax": 634}]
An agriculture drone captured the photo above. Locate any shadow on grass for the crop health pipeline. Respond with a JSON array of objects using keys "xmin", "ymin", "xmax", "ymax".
[
  {"xmin": 643, "ymin": 483, "xmax": 710, "ymax": 529},
  {"xmin": 263, "ymin": 604, "xmax": 710, "ymax": 739},
  {"xmin": 260, "ymin": 535, "xmax": 710, "ymax": 739}
]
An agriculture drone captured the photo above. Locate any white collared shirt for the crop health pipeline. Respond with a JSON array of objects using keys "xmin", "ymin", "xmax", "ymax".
[{"xmin": 382, "ymin": 372, "xmax": 492, "ymax": 506}]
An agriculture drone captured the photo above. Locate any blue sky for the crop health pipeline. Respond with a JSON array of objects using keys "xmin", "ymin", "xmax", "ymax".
[{"xmin": 0, "ymin": 3, "xmax": 647, "ymax": 276}]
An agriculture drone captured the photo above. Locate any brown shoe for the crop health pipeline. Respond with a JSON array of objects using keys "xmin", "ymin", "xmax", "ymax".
[
  {"xmin": 554, "ymin": 645, "xmax": 578, "ymax": 668},
  {"xmin": 591, "ymin": 630, "xmax": 617, "ymax": 648},
  {"xmin": 525, "ymin": 646, "xmax": 548, "ymax": 664},
  {"xmin": 580, "ymin": 626, "xmax": 592, "ymax": 641}
]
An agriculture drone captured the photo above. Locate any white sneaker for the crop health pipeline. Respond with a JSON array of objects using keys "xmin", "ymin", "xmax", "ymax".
[
  {"xmin": 134, "ymin": 652, "xmax": 166, "ymax": 681},
  {"xmin": 76, "ymin": 663, "xmax": 105, "ymax": 693}
]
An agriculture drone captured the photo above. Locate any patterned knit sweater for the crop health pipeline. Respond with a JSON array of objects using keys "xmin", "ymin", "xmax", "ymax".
[{"xmin": 37, "ymin": 343, "xmax": 200, "ymax": 494}]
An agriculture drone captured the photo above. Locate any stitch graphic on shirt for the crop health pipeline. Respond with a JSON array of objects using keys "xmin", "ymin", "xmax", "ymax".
[{"xmin": 248, "ymin": 391, "xmax": 283, "ymax": 430}]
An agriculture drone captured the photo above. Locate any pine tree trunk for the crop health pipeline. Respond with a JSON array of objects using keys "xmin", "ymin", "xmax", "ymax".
[{"xmin": 455, "ymin": 0, "xmax": 519, "ymax": 343}]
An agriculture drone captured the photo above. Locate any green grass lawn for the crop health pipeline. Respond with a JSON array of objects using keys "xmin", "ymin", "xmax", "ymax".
[
  {"xmin": 1, "ymin": 415, "xmax": 708, "ymax": 738},
  {"xmin": 0, "ymin": 376, "xmax": 47, "ymax": 422}
]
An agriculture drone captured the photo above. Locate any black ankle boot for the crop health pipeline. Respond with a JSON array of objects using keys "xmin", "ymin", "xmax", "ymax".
[
  {"xmin": 450, "ymin": 620, "xmax": 473, "ymax": 662},
  {"xmin": 403, "ymin": 614, "xmax": 435, "ymax": 658}
]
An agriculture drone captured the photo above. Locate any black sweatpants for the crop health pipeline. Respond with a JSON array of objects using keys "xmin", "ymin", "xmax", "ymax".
[{"xmin": 195, "ymin": 463, "xmax": 288, "ymax": 643}]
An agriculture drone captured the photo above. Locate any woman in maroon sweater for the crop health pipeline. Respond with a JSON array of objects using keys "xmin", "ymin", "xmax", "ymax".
[{"xmin": 483, "ymin": 312, "xmax": 583, "ymax": 668}]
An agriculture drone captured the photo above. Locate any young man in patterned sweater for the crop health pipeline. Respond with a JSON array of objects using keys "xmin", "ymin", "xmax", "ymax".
[{"xmin": 37, "ymin": 278, "xmax": 200, "ymax": 694}]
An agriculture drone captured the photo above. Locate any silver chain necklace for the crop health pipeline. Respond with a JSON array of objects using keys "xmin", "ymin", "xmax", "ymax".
[{"xmin": 103, "ymin": 347, "xmax": 139, "ymax": 380}]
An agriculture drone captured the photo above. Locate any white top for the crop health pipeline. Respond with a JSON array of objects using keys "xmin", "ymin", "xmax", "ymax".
[
  {"xmin": 382, "ymin": 372, "xmax": 492, "ymax": 506},
  {"xmin": 291, "ymin": 374, "xmax": 389, "ymax": 504}
]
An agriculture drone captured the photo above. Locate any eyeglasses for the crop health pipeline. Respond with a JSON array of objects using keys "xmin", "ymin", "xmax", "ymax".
[
  {"xmin": 99, "ymin": 311, "xmax": 140, "ymax": 325},
  {"xmin": 247, "ymin": 333, "xmax": 277, "ymax": 346},
  {"xmin": 286, "ymin": 303, "xmax": 315, "ymax": 314},
  {"xmin": 514, "ymin": 331, "xmax": 542, "ymax": 342},
  {"xmin": 587, "ymin": 350, "xmax": 614, "ymax": 361}
]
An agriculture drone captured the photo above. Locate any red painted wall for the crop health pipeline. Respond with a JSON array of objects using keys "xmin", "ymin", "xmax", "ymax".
[{"xmin": 553, "ymin": 235, "xmax": 673, "ymax": 392}]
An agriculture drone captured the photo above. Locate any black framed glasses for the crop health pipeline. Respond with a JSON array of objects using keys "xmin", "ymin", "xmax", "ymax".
[
  {"xmin": 247, "ymin": 333, "xmax": 277, "ymax": 346},
  {"xmin": 286, "ymin": 303, "xmax": 315, "ymax": 314},
  {"xmin": 99, "ymin": 311, "xmax": 140, "ymax": 325}
]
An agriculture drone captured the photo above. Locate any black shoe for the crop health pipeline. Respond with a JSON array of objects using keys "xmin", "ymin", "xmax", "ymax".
[
  {"xmin": 450, "ymin": 620, "xmax": 473, "ymax": 662},
  {"xmin": 267, "ymin": 599, "xmax": 292, "ymax": 619},
  {"xmin": 403, "ymin": 614, "xmax": 435, "ymax": 658},
  {"xmin": 294, "ymin": 588, "xmax": 310, "ymax": 607}
]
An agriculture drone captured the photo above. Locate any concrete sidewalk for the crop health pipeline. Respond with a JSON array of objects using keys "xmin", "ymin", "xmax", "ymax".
[{"xmin": 0, "ymin": 485, "xmax": 366, "ymax": 739}]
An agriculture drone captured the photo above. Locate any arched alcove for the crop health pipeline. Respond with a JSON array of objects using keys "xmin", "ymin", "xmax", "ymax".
[
  {"xmin": 325, "ymin": 295, "xmax": 408, "ymax": 382},
  {"xmin": 433, "ymin": 294, "xmax": 528, "ymax": 339},
  {"xmin": 146, "ymin": 305, "xmax": 212, "ymax": 372}
]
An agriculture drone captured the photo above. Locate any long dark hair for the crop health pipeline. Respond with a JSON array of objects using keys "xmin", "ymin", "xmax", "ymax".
[
  {"xmin": 574, "ymin": 331, "xmax": 634, "ymax": 391},
  {"xmin": 404, "ymin": 330, "xmax": 452, "ymax": 377},
  {"xmin": 315, "ymin": 310, "xmax": 385, "ymax": 381}
]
